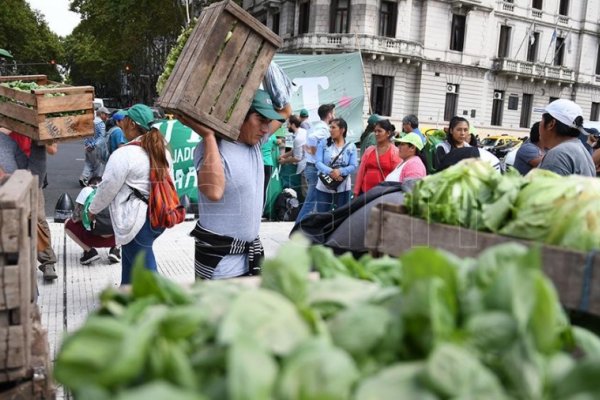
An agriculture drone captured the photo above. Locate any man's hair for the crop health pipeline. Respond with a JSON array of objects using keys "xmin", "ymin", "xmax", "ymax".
[
  {"xmin": 529, "ymin": 122, "xmax": 541, "ymax": 143},
  {"xmin": 542, "ymin": 113, "xmax": 581, "ymax": 138},
  {"xmin": 288, "ymin": 115, "xmax": 301, "ymax": 128},
  {"xmin": 402, "ymin": 114, "xmax": 419, "ymax": 129},
  {"xmin": 317, "ymin": 104, "xmax": 335, "ymax": 120}
]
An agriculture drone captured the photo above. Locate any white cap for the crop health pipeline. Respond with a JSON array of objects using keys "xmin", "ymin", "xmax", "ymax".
[{"xmin": 534, "ymin": 99, "xmax": 584, "ymax": 133}]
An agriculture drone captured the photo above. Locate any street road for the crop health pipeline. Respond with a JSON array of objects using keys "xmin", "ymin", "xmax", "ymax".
[{"xmin": 44, "ymin": 140, "xmax": 86, "ymax": 217}]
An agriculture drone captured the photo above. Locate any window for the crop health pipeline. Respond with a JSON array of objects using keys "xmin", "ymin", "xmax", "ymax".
[
  {"xmin": 298, "ymin": 1, "xmax": 310, "ymax": 34},
  {"xmin": 330, "ymin": 0, "xmax": 351, "ymax": 34},
  {"xmin": 521, "ymin": 94, "xmax": 533, "ymax": 128},
  {"xmin": 450, "ymin": 14, "xmax": 466, "ymax": 51},
  {"xmin": 532, "ymin": 0, "xmax": 543, "ymax": 9},
  {"xmin": 527, "ymin": 32, "xmax": 539, "ymax": 62},
  {"xmin": 371, "ymin": 75, "xmax": 393, "ymax": 116},
  {"xmin": 444, "ymin": 84, "xmax": 459, "ymax": 121},
  {"xmin": 491, "ymin": 90, "xmax": 504, "ymax": 126},
  {"xmin": 554, "ymin": 37, "xmax": 565, "ymax": 66},
  {"xmin": 591, "ymin": 102, "xmax": 600, "ymax": 121},
  {"xmin": 379, "ymin": 1, "xmax": 397, "ymax": 37},
  {"xmin": 596, "ymin": 44, "xmax": 600, "ymax": 75},
  {"xmin": 559, "ymin": 0, "xmax": 569, "ymax": 16},
  {"xmin": 272, "ymin": 12, "xmax": 280, "ymax": 35},
  {"xmin": 498, "ymin": 25, "xmax": 512, "ymax": 58}
]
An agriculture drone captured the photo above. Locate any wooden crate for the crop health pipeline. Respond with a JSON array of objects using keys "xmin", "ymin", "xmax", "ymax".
[
  {"xmin": 365, "ymin": 203, "xmax": 600, "ymax": 316},
  {"xmin": 157, "ymin": 0, "xmax": 282, "ymax": 141},
  {"xmin": 0, "ymin": 75, "xmax": 94, "ymax": 142},
  {"xmin": 0, "ymin": 171, "xmax": 38, "ymax": 383}
]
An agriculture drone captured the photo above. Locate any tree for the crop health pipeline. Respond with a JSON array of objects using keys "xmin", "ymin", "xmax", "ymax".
[{"xmin": 0, "ymin": 0, "xmax": 63, "ymax": 80}]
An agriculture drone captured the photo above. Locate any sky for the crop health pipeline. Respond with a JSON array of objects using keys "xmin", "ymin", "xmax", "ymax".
[{"xmin": 26, "ymin": 0, "xmax": 81, "ymax": 37}]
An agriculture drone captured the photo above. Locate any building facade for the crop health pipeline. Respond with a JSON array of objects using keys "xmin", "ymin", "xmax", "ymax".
[{"xmin": 243, "ymin": 0, "xmax": 600, "ymax": 135}]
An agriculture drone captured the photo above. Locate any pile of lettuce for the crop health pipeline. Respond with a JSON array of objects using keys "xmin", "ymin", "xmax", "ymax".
[
  {"xmin": 405, "ymin": 159, "xmax": 600, "ymax": 252},
  {"xmin": 54, "ymin": 237, "xmax": 600, "ymax": 399},
  {"xmin": 156, "ymin": 19, "xmax": 197, "ymax": 95}
]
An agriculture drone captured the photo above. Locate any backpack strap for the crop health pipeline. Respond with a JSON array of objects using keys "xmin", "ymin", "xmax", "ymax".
[{"xmin": 128, "ymin": 185, "xmax": 149, "ymax": 204}]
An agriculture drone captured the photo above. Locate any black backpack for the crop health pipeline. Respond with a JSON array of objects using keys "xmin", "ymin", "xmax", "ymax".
[{"xmin": 275, "ymin": 190, "xmax": 300, "ymax": 222}]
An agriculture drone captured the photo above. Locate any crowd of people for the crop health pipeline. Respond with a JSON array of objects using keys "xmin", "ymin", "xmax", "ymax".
[{"xmin": 1, "ymin": 91, "xmax": 597, "ymax": 285}]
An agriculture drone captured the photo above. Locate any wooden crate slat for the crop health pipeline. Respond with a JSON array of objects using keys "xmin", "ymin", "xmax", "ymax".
[
  {"xmin": 32, "ymin": 85, "xmax": 94, "ymax": 95},
  {"xmin": 160, "ymin": 5, "xmax": 220, "ymax": 107},
  {"xmin": 36, "ymin": 92, "xmax": 94, "ymax": 114},
  {"xmin": 0, "ymin": 171, "xmax": 35, "ymax": 208},
  {"xmin": 0, "ymin": 102, "xmax": 37, "ymax": 126},
  {"xmin": 0, "ymin": 116, "xmax": 38, "ymax": 139},
  {"xmin": 0, "ymin": 326, "xmax": 26, "ymax": 369},
  {"xmin": 0, "ymin": 86, "xmax": 36, "ymax": 106},
  {"xmin": 174, "ymin": 105, "xmax": 240, "ymax": 139},
  {"xmin": 37, "ymin": 113, "xmax": 94, "ymax": 141},
  {"xmin": 224, "ymin": 0, "xmax": 283, "ymax": 47},
  {"xmin": 0, "ymin": 266, "xmax": 20, "ymax": 311},
  {"xmin": 194, "ymin": 23, "xmax": 252, "ymax": 111},
  {"xmin": 227, "ymin": 42, "xmax": 276, "ymax": 128},
  {"xmin": 0, "ymin": 210, "xmax": 21, "ymax": 254},
  {"xmin": 211, "ymin": 32, "xmax": 263, "ymax": 121},
  {"xmin": 0, "ymin": 75, "xmax": 47, "ymax": 84},
  {"xmin": 179, "ymin": 13, "xmax": 237, "ymax": 108}
]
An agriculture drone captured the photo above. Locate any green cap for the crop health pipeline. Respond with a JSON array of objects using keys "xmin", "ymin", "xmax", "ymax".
[
  {"xmin": 123, "ymin": 104, "xmax": 155, "ymax": 130},
  {"xmin": 367, "ymin": 114, "xmax": 383, "ymax": 125},
  {"xmin": 251, "ymin": 90, "xmax": 285, "ymax": 122},
  {"xmin": 395, "ymin": 132, "xmax": 424, "ymax": 151},
  {"xmin": 299, "ymin": 109, "xmax": 309, "ymax": 118}
]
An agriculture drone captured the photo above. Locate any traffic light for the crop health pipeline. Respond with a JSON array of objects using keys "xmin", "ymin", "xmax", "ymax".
[
  {"xmin": 49, "ymin": 59, "xmax": 56, "ymax": 65},
  {"xmin": 125, "ymin": 64, "xmax": 131, "ymax": 72}
]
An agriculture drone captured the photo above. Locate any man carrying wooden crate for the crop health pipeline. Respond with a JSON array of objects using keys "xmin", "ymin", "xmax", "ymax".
[{"xmin": 188, "ymin": 90, "xmax": 290, "ymax": 280}]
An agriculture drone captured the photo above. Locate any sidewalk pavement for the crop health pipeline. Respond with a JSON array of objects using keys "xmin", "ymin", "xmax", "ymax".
[{"xmin": 37, "ymin": 220, "xmax": 294, "ymax": 398}]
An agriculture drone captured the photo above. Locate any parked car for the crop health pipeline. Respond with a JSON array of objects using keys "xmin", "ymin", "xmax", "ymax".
[{"xmin": 481, "ymin": 135, "xmax": 524, "ymax": 159}]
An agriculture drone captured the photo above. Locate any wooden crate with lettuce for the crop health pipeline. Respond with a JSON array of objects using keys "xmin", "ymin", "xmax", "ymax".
[
  {"xmin": 0, "ymin": 75, "xmax": 94, "ymax": 142},
  {"xmin": 366, "ymin": 159, "xmax": 600, "ymax": 316},
  {"xmin": 155, "ymin": 0, "xmax": 282, "ymax": 141}
]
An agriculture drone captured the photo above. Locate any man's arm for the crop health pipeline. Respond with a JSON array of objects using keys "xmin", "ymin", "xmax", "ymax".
[{"xmin": 188, "ymin": 124, "xmax": 225, "ymax": 202}]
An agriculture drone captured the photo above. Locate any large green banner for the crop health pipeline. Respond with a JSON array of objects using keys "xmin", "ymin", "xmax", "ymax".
[
  {"xmin": 273, "ymin": 52, "xmax": 365, "ymax": 143},
  {"xmin": 155, "ymin": 118, "xmax": 200, "ymax": 202}
]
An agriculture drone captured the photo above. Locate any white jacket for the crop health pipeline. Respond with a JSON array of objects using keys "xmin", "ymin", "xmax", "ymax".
[{"xmin": 89, "ymin": 138, "xmax": 173, "ymax": 245}]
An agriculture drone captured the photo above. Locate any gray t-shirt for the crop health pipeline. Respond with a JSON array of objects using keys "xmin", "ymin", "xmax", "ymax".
[
  {"xmin": 0, "ymin": 134, "xmax": 27, "ymax": 173},
  {"xmin": 193, "ymin": 137, "xmax": 267, "ymax": 278},
  {"xmin": 539, "ymin": 138, "xmax": 596, "ymax": 177},
  {"xmin": 514, "ymin": 141, "xmax": 542, "ymax": 175}
]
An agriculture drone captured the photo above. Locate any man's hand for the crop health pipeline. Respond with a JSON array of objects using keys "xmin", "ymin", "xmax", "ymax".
[
  {"xmin": 177, "ymin": 114, "xmax": 215, "ymax": 139},
  {"xmin": 85, "ymin": 145, "xmax": 94, "ymax": 152}
]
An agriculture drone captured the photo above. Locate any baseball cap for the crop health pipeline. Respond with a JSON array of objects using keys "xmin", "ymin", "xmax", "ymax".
[
  {"xmin": 112, "ymin": 109, "xmax": 126, "ymax": 121},
  {"xmin": 123, "ymin": 104, "xmax": 155, "ymax": 130},
  {"xmin": 251, "ymin": 90, "xmax": 285, "ymax": 122},
  {"xmin": 534, "ymin": 99, "xmax": 585, "ymax": 132},
  {"xmin": 299, "ymin": 109, "xmax": 309, "ymax": 118},
  {"xmin": 97, "ymin": 106, "xmax": 109, "ymax": 114},
  {"xmin": 367, "ymin": 114, "xmax": 384, "ymax": 125},
  {"xmin": 395, "ymin": 132, "xmax": 424, "ymax": 151}
]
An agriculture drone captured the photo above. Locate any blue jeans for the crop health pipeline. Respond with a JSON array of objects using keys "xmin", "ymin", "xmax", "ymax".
[
  {"xmin": 295, "ymin": 163, "xmax": 319, "ymax": 222},
  {"xmin": 315, "ymin": 189, "xmax": 351, "ymax": 213},
  {"xmin": 121, "ymin": 218, "xmax": 165, "ymax": 285}
]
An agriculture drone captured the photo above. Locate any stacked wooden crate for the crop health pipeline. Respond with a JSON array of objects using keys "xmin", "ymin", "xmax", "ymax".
[
  {"xmin": 0, "ymin": 75, "xmax": 94, "ymax": 142},
  {"xmin": 157, "ymin": 0, "xmax": 282, "ymax": 141},
  {"xmin": 0, "ymin": 171, "xmax": 52, "ymax": 399}
]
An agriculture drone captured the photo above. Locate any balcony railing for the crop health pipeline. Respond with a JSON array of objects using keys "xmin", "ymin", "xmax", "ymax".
[
  {"xmin": 531, "ymin": 9, "xmax": 543, "ymax": 18},
  {"xmin": 495, "ymin": 59, "xmax": 575, "ymax": 82},
  {"xmin": 558, "ymin": 15, "xmax": 569, "ymax": 25},
  {"xmin": 282, "ymin": 33, "xmax": 424, "ymax": 59},
  {"xmin": 499, "ymin": 1, "xmax": 514, "ymax": 12}
]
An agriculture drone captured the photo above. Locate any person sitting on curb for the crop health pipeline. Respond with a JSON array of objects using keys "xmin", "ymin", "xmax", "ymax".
[{"xmin": 64, "ymin": 176, "xmax": 121, "ymax": 265}]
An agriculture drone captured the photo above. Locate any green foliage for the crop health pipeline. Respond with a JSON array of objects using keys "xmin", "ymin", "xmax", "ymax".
[
  {"xmin": 55, "ymin": 238, "xmax": 600, "ymax": 399},
  {"xmin": 0, "ymin": 0, "xmax": 63, "ymax": 79}
]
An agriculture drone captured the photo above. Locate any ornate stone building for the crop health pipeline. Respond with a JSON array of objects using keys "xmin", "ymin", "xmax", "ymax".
[{"xmin": 243, "ymin": 0, "xmax": 600, "ymax": 134}]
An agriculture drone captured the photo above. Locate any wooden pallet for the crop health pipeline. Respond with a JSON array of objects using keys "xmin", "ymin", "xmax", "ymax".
[
  {"xmin": 156, "ymin": 0, "xmax": 282, "ymax": 141},
  {"xmin": 0, "ymin": 171, "xmax": 38, "ymax": 384},
  {"xmin": 0, "ymin": 75, "xmax": 94, "ymax": 142},
  {"xmin": 365, "ymin": 203, "xmax": 600, "ymax": 316}
]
